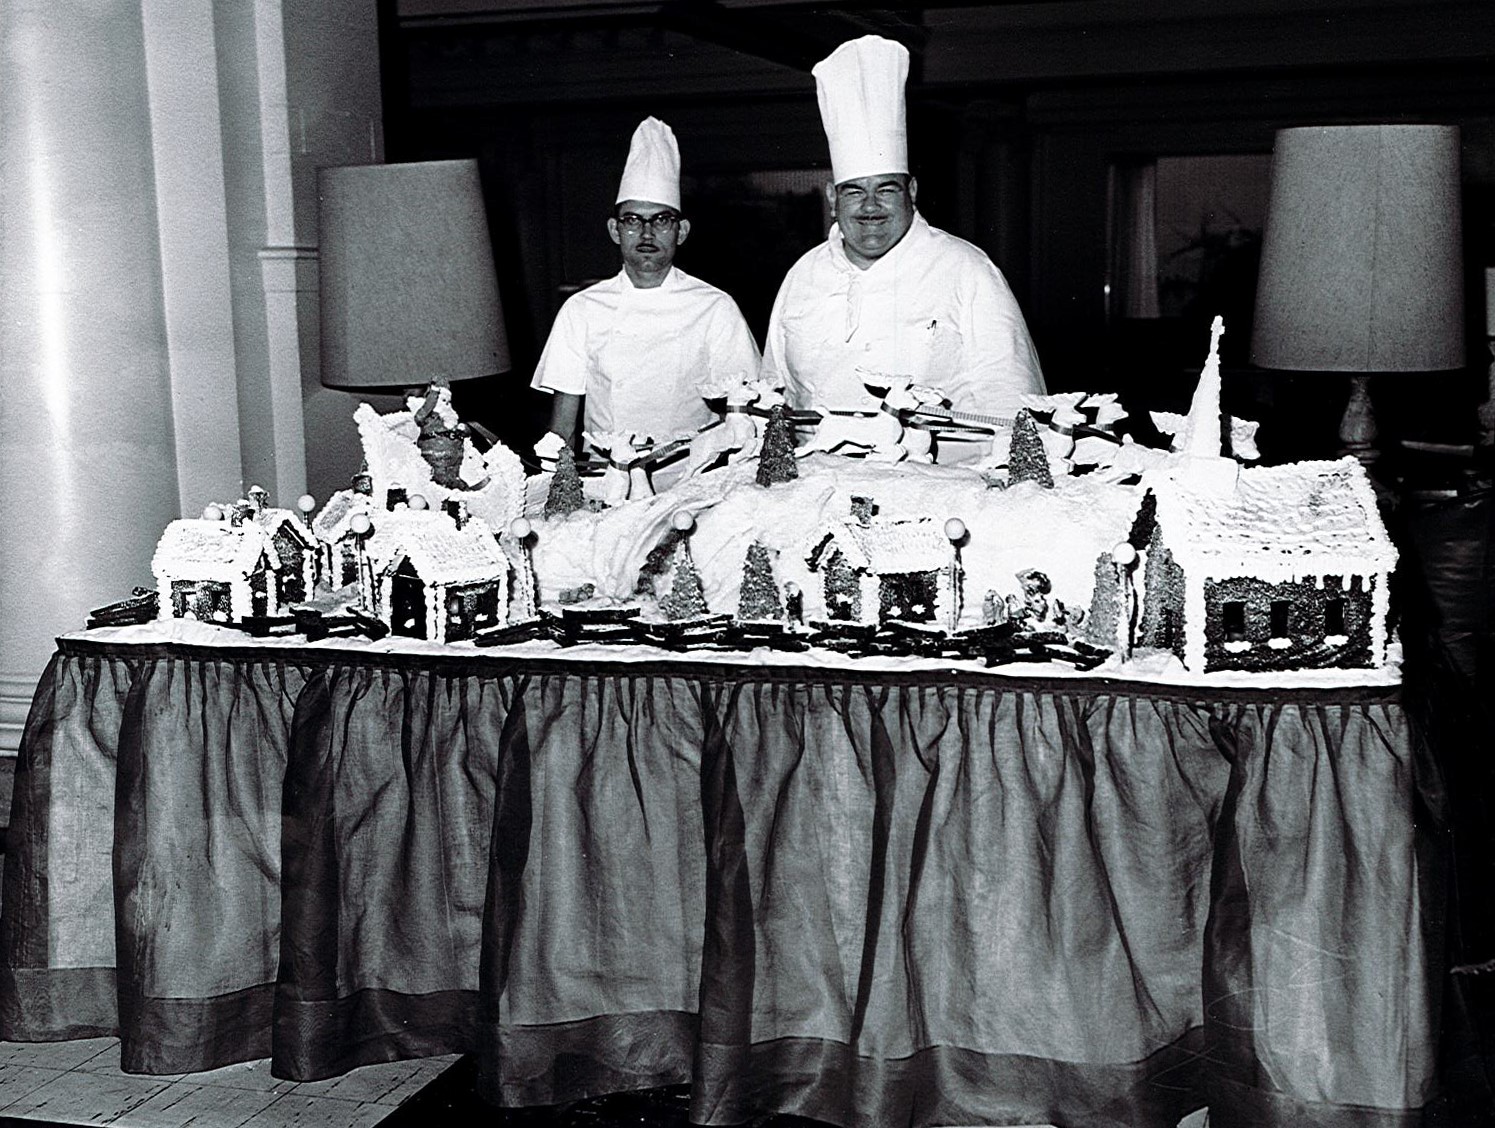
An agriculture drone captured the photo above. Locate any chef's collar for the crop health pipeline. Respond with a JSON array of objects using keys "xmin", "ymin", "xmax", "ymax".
[{"xmin": 618, "ymin": 265, "xmax": 681, "ymax": 292}]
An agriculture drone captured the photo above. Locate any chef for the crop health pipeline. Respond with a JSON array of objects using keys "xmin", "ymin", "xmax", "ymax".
[
  {"xmin": 530, "ymin": 117, "xmax": 761, "ymax": 462},
  {"xmin": 761, "ymin": 36, "xmax": 1045, "ymax": 448}
]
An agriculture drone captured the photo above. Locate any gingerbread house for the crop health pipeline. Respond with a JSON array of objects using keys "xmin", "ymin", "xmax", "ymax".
[
  {"xmin": 358, "ymin": 509, "xmax": 509, "ymax": 643},
  {"xmin": 250, "ymin": 506, "xmax": 318, "ymax": 605},
  {"xmin": 807, "ymin": 504, "xmax": 956, "ymax": 627},
  {"xmin": 312, "ymin": 488, "xmax": 377, "ymax": 589},
  {"xmin": 152, "ymin": 518, "xmax": 280, "ymax": 624},
  {"xmin": 1136, "ymin": 457, "xmax": 1397, "ymax": 673}
]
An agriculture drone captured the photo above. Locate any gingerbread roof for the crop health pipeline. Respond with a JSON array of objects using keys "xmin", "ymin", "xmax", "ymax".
[
  {"xmin": 254, "ymin": 506, "xmax": 316, "ymax": 546},
  {"xmin": 361, "ymin": 510, "xmax": 507, "ymax": 586},
  {"xmin": 1150, "ymin": 456, "xmax": 1397, "ymax": 581},
  {"xmin": 810, "ymin": 517, "xmax": 952, "ymax": 576},
  {"xmin": 312, "ymin": 489, "xmax": 376, "ymax": 542},
  {"xmin": 152, "ymin": 519, "xmax": 275, "ymax": 581}
]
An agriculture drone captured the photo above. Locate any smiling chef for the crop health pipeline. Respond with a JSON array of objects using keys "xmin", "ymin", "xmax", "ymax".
[{"xmin": 760, "ymin": 35, "xmax": 1045, "ymax": 451}]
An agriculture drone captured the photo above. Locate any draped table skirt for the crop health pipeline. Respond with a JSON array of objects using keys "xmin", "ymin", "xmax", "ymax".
[{"xmin": 0, "ymin": 637, "xmax": 1443, "ymax": 1128}]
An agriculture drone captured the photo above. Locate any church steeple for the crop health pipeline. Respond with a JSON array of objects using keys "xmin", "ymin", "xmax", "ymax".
[
  {"xmin": 1165, "ymin": 316, "xmax": 1239, "ymax": 494},
  {"xmin": 1177, "ymin": 316, "xmax": 1225, "ymax": 460}
]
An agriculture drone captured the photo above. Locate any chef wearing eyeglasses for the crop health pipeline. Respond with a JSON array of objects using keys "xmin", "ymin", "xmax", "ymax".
[{"xmin": 530, "ymin": 117, "xmax": 760, "ymax": 455}]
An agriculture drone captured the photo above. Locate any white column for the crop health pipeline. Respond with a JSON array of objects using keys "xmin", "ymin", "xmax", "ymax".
[
  {"xmin": 0, "ymin": 0, "xmax": 384, "ymax": 761},
  {"xmin": 259, "ymin": 246, "xmax": 317, "ymax": 501},
  {"xmin": 0, "ymin": 0, "xmax": 183, "ymax": 748},
  {"xmin": 251, "ymin": 0, "xmax": 310, "ymax": 503},
  {"xmin": 141, "ymin": 0, "xmax": 246, "ymax": 517}
]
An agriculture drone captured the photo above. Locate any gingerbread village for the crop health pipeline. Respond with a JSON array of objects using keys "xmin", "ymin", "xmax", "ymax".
[{"xmin": 112, "ymin": 319, "xmax": 1396, "ymax": 678}]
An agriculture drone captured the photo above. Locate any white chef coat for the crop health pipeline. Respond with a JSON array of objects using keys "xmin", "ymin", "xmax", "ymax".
[
  {"xmin": 761, "ymin": 213, "xmax": 1045, "ymax": 420},
  {"xmin": 530, "ymin": 266, "xmax": 761, "ymax": 444}
]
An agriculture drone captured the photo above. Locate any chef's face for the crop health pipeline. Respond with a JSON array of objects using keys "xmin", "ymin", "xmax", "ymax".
[
  {"xmin": 608, "ymin": 200, "xmax": 690, "ymax": 287},
  {"xmin": 830, "ymin": 174, "xmax": 917, "ymax": 268}
]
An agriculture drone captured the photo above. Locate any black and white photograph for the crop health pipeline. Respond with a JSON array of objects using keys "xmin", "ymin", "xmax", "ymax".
[{"xmin": 0, "ymin": 3, "xmax": 1492, "ymax": 1126}]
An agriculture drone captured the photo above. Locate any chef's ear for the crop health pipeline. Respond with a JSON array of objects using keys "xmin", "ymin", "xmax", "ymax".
[
  {"xmin": 908, "ymin": 176, "xmax": 919, "ymax": 205},
  {"xmin": 676, "ymin": 217, "xmax": 691, "ymax": 245},
  {"xmin": 824, "ymin": 180, "xmax": 837, "ymax": 217},
  {"xmin": 607, "ymin": 216, "xmax": 622, "ymax": 245}
]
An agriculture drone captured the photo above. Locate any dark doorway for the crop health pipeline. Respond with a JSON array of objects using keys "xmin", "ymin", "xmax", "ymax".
[
  {"xmin": 392, "ymin": 559, "xmax": 427, "ymax": 638},
  {"xmin": 273, "ymin": 529, "xmax": 307, "ymax": 603}
]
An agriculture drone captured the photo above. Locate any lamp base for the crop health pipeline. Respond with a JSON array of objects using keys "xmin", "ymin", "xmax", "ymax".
[
  {"xmin": 1338, "ymin": 374, "xmax": 1380, "ymax": 466},
  {"xmin": 1477, "ymin": 344, "xmax": 1495, "ymax": 448}
]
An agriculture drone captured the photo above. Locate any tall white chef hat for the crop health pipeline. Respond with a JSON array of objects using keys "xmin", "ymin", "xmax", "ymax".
[
  {"xmin": 812, "ymin": 36, "xmax": 910, "ymax": 185},
  {"xmin": 615, "ymin": 117, "xmax": 681, "ymax": 210}
]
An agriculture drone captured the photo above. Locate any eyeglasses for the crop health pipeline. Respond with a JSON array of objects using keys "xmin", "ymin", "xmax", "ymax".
[{"xmin": 616, "ymin": 212, "xmax": 681, "ymax": 234}]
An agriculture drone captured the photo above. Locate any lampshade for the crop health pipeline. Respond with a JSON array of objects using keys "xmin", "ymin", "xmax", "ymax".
[
  {"xmin": 1250, "ymin": 124, "xmax": 1464, "ymax": 372},
  {"xmin": 318, "ymin": 159, "xmax": 509, "ymax": 388}
]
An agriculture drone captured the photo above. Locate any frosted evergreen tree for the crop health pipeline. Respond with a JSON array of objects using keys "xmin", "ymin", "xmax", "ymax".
[
  {"xmin": 1139, "ymin": 524, "xmax": 1185, "ymax": 654},
  {"xmin": 544, "ymin": 446, "xmax": 585, "ymax": 517},
  {"xmin": 1084, "ymin": 554, "xmax": 1122, "ymax": 650},
  {"xmin": 737, "ymin": 542, "xmax": 783, "ymax": 622},
  {"xmin": 1007, "ymin": 409, "xmax": 1054, "ymax": 488},
  {"xmin": 756, "ymin": 405, "xmax": 799, "ymax": 486},
  {"xmin": 661, "ymin": 543, "xmax": 710, "ymax": 621}
]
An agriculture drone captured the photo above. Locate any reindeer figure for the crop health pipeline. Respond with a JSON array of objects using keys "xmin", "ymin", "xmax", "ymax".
[
  {"xmin": 866, "ymin": 380, "xmax": 945, "ymax": 462},
  {"xmin": 533, "ymin": 430, "xmax": 567, "ymax": 473},
  {"xmin": 584, "ymin": 431, "xmax": 656, "ymax": 506},
  {"xmin": 1083, "ymin": 392, "xmax": 1129, "ymax": 432},
  {"xmin": 798, "ymin": 375, "xmax": 946, "ymax": 461},
  {"xmin": 1084, "ymin": 434, "xmax": 1169, "ymax": 484},
  {"xmin": 1031, "ymin": 391, "xmax": 1089, "ymax": 430},
  {"xmin": 682, "ymin": 378, "xmax": 786, "ymax": 478}
]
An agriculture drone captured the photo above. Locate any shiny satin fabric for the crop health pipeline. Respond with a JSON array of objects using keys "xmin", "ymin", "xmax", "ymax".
[{"xmin": 0, "ymin": 639, "xmax": 1441, "ymax": 1128}]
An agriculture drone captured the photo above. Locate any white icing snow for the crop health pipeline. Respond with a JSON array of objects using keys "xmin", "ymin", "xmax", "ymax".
[
  {"xmin": 152, "ymin": 519, "xmax": 273, "ymax": 580},
  {"xmin": 814, "ymin": 517, "xmax": 952, "ymax": 574},
  {"xmin": 360, "ymin": 509, "xmax": 507, "ymax": 586},
  {"xmin": 312, "ymin": 489, "xmax": 375, "ymax": 542},
  {"xmin": 133, "ymin": 391, "xmax": 1404, "ymax": 683},
  {"xmin": 354, "ymin": 402, "xmax": 526, "ymax": 533},
  {"xmin": 1149, "ymin": 456, "xmax": 1396, "ymax": 580},
  {"xmin": 529, "ymin": 455, "xmax": 1141, "ymax": 629}
]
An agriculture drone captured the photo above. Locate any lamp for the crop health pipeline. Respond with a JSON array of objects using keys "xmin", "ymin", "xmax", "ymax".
[
  {"xmin": 1479, "ymin": 267, "xmax": 1495, "ymax": 448},
  {"xmin": 318, "ymin": 159, "xmax": 509, "ymax": 389},
  {"xmin": 1250, "ymin": 124, "xmax": 1464, "ymax": 463}
]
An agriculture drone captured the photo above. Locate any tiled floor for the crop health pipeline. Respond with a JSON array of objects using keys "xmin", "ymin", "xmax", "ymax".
[
  {"xmin": 0, "ymin": 1037, "xmax": 460, "ymax": 1128},
  {"xmin": 0, "ymin": 1035, "xmax": 1218, "ymax": 1128},
  {"xmin": 0, "ymin": 1036, "xmax": 1221, "ymax": 1128}
]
